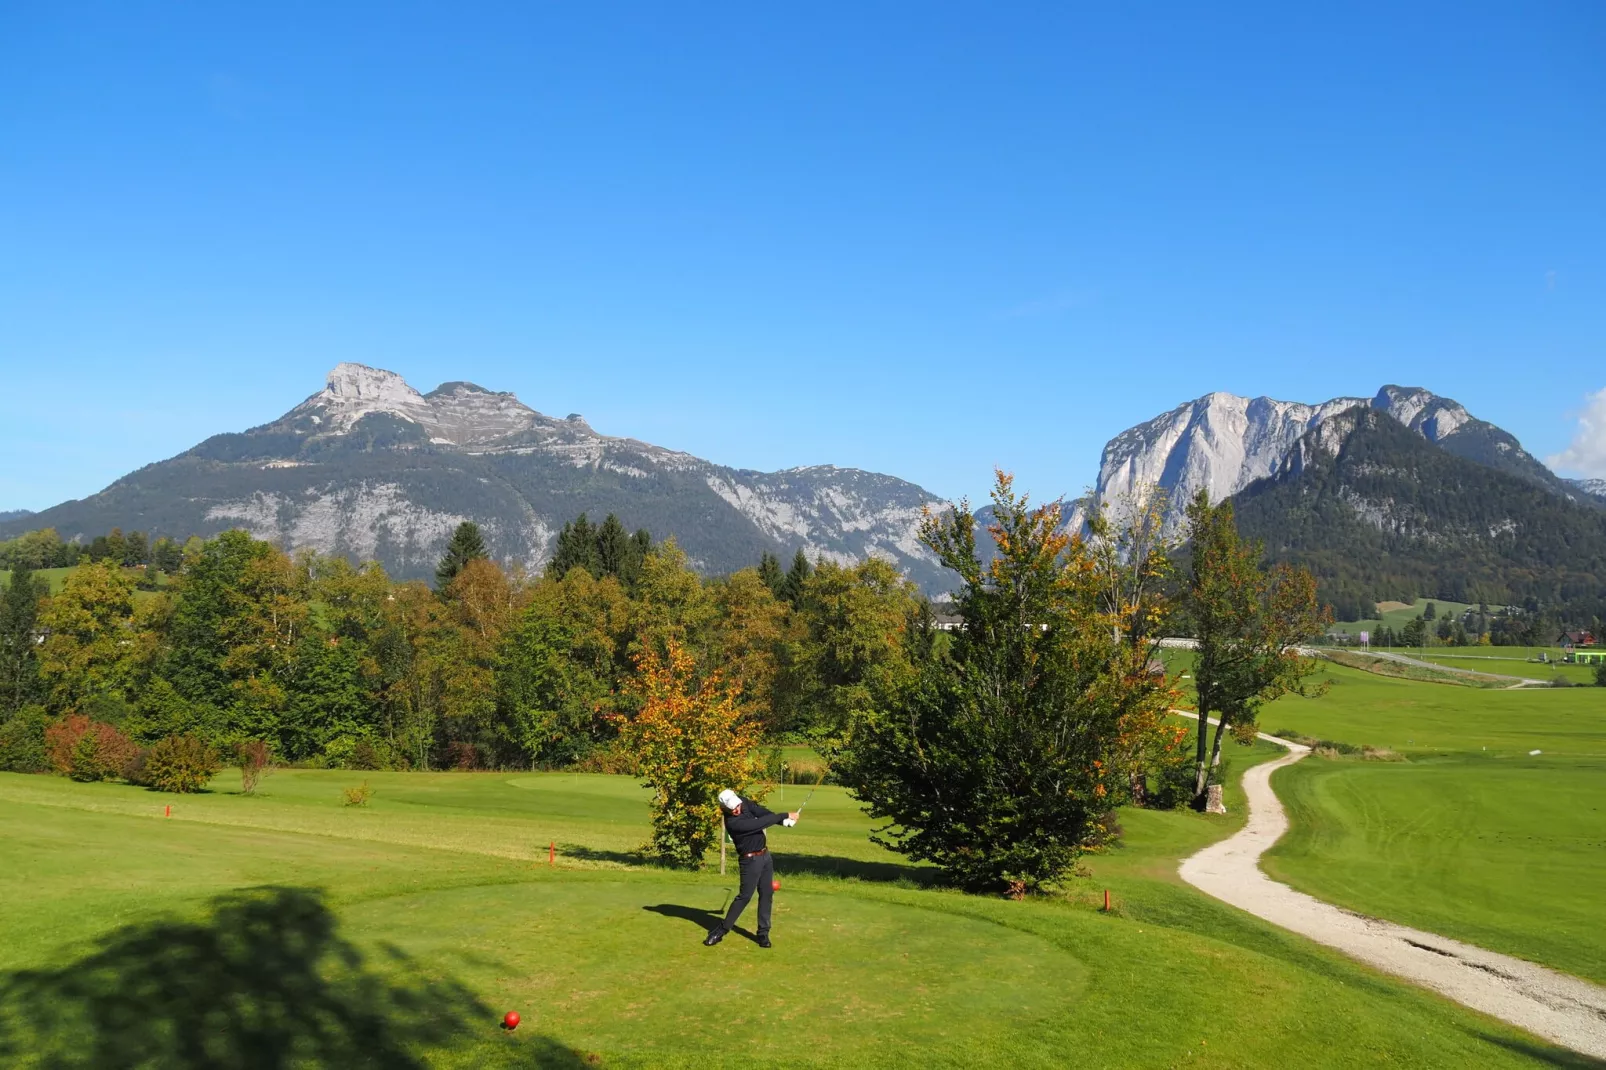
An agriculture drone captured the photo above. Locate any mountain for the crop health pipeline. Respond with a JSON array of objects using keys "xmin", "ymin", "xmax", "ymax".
[
  {"xmin": 0, "ymin": 364, "xmax": 950, "ymax": 588},
  {"xmin": 1230, "ymin": 408, "xmax": 1606, "ymax": 619},
  {"xmin": 1569, "ymin": 478, "xmax": 1606, "ymax": 505},
  {"xmin": 0, "ymin": 509, "xmax": 32, "ymax": 524},
  {"xmin": 1081, "ymin": 385, "xmax": 1583, "ymax": 534}
]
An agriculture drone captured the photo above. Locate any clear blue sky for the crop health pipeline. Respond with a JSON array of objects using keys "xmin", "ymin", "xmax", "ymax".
[{"xmin": 3, "ymin": 2, "xmax": 1603, "ymax": 512}]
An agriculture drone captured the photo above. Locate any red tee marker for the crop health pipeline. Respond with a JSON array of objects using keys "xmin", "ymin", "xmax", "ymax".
[{"xmin": 502, "ymin": 1011, "xmax": 521, "ymax": 1031}]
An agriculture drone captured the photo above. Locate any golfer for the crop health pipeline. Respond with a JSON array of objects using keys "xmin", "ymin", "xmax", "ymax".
[{"xmin": 704, "ymin": 788, "xmax": 798, "ymax": 949}]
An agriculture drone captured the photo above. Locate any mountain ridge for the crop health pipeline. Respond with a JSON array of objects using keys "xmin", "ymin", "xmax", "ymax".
[{"xmin": 0, "ymin": 364, "xmax": 951, "ymax": 589}]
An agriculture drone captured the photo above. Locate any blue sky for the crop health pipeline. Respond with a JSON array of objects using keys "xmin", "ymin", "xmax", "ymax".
[{"xmin": 3, "ymin": 2, "xmax": 1603, "ymax": 512}]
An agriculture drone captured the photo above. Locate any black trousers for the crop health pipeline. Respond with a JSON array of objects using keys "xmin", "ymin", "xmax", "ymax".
[{"xmin": 722, "ymin": 851, "xmax": 774, "ymax": 936}]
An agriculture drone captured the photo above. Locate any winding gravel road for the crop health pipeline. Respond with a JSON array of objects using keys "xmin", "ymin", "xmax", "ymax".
[{"xmin": 1176, "ymin": 717, "xmax": 1606, "ymax": 1059}]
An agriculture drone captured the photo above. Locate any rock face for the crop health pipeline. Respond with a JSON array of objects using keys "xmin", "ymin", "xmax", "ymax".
[
  {"xmin": 1081, "ymin": 385, "xmax": 1578, "ymax": 534},
  {"xmin": 1, "ymin": 364, "xmax": 951, "ymax": 589}
]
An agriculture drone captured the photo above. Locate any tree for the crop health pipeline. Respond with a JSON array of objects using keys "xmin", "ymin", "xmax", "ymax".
[
  {"xmin": 620, "ymin": 637, "xmax": 763, "ymax": 868},
  {"xmin": 1596, "ymin": 661, "xmax": 1606, "ymax": 688},
  {"xmin": 435, "ymin": 521, "xmax": 488, "ymax": 589},
  {"xmin": 835, "ymin": 471, "xmax": 1175, "ymax": 896},
  {"xmin": 1183, "ymin": 491, "xmax": 1327, "ymax": 811},
  {"xmin": 791, "ymin": 559, "xmax": 921, "ymax": 741},
  {"xmin": 0, "ymin": 563, "xmax": 46, "ymax": 715},
  {"xmin": 780, "ymin": 549, "xmax": 813, "ymax": 606},
  {"xmin": 1423, "ymin": 601, "xmax": 1437, "ymax": 621},
  {"xmin": 546, "ymin": 514, "xmax": 599, "ymax": 580},
  {"xmin": 1401, "ymin": 617, "xmax": 1427, "ymax": 648},
  {"xmin": 758, "ymin": 552, "xmax": 785, "ymax": 600},
  {"xmin": 37, "ymin": 561, "xmax": 142, "ymax": 716}
]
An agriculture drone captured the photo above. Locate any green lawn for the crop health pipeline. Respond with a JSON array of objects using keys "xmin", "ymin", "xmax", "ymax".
[
  {"xmin": 0, "ymin": 564, "xmax": 170, "ymax": 599},
  {"xmin": 1261, "ymin": 663, "xmax": 1606, "ymax": 987},
  {"xmin": 1328, "ymin": 597, "xmax": 1476, "ymax": 636},
  {"xmin": 0, "ymin": 742, "xmax": 1582, "ymax": 1066}
]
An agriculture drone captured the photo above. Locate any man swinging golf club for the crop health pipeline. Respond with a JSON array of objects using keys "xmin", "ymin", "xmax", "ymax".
[{"xmin": 704, "ymin": 788, "xmax": 798, "ymax": 949}]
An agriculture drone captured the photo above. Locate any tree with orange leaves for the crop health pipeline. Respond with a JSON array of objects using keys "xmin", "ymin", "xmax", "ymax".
[
  {"xmin": 621, "ymin": 637, "xmax": 764, "ymax": 868},
  {"xmin": 834, "ymin": 469, "xmax": 1176, "ymax": 896}
]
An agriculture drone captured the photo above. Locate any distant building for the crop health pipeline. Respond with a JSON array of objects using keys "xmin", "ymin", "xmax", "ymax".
[
  {"xmin": 1568, "ymin": 649, "xmax": 1605, "ymax": 666},
  {"xmin": 1558, "ymin": 630, "xmax": 1597, "ymax": 649}
]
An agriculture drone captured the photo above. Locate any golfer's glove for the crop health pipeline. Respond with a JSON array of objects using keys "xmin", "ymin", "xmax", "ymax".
[{"xmin": 782, "ymin": 818, "xmax": 796, "ymax": 827}]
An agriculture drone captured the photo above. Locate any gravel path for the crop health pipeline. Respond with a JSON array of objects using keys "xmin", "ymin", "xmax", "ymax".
[{"xmin": 1176, "ymin": 717, "xmax": 1606, "ymax": 1059}]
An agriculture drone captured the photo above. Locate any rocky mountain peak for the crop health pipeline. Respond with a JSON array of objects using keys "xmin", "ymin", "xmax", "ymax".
[
  {"xmin": 1372, "ymin": 385, "xmax": 1471, "ymax": 442},
  {"xmin": 1086, "ymin": 384, "xmax": 1563, "ymax": 535}
]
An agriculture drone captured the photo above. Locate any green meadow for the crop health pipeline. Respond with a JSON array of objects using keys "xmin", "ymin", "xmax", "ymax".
[
  {"xmin": 1328, "ymin": 597, "xmax": 1476, "ymax": 636},
  {"xmin": 1262, "ymin": 662, "xmax": 1606, "ymax": 986},
  {"xmin": 0, "ymin": 732, "xmax": 1583, "ymax": 1068}
]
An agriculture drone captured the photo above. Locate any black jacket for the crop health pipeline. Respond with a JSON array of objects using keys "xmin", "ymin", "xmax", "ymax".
[{"xmin": 724, "ymin": 797, "xmax": 787, "ymax": 855}]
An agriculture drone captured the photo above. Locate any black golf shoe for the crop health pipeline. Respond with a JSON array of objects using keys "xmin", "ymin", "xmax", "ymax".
[
  {"xmin": 703, "ymin": 928, "xmax": 726, "ymax": 947},
  {"xmin": 757, "ymin": 934, "xmax": 772, "ymax": 949}
]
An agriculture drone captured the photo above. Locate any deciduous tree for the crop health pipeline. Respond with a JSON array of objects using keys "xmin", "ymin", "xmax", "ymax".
[{"xmin": 1183, "ymin": 491, "xmax": 1327, "ymax": 810}]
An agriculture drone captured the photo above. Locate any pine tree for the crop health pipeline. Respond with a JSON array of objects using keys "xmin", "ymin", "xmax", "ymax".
[
  {"xmin": 758, "ymin": 552, "xmax": 784, "ymax": 598},
  {"xmin": 546, "ymin": 514, "xmax": 599, "ymax": 579},
  {"xmin": 0, "ymin": 563, "xmax": 46, "ymax": 715},
  {"xmin": 595, "ymin": 514, "xmax": 631, "ymax": 579},
  {"xmin": 781, "ymin": 549, "xmax": 813, "ymax": 606},
  {"xmin": 436, "ymin": 521, "xmax": 488, "ymax": 589}
]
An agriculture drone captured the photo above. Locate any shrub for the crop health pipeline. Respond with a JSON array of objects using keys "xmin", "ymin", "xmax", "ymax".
[
  {"xmin": 0, "ymin": 706, "xmax": 52, "ymax": 773},
  {"xmin": 45, "ymin": 715, "xmax": 139, "ymax": 781},
  {"xmin": 141, "ymin": 735, "xmax": 223, "ymax": 793},
  {"xmin": 342, "ymin": 781, "xmax": 373, "ymax": 806},
  {"xmin": 237, "ymin": 740, "xmax": 273, "ymax": 795},
  {"xmin": 348, "ymin": 740, "xmax": 380, "ymax": 771},
  {"xmin": 1596, "ymin": 662, "xmax": 1606, "ymax": 688}
]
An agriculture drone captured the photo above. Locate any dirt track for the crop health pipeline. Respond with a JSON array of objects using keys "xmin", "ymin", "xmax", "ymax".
[{"xmin": 1177, "ymin": 718, "xmax": 1606, "ymax": 1059}]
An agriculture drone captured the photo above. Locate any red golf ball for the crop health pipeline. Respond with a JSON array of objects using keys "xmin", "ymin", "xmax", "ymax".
[
  {"xmin": 502, "ymin": 1011, "xmax": 521, "ymax": 1031},
  {"xmin": 772, "ymin": 879, "xmax": 781, "ymax": 892}
]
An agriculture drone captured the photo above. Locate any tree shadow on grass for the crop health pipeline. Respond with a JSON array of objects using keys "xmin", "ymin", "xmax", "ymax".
[
  {"xmin": 0, "ymin": 886, "xmax": 595, "ymax": 1069},
  {"xmin": 559, "ymin": 843, "xmax": 937, "ymax": 886}
]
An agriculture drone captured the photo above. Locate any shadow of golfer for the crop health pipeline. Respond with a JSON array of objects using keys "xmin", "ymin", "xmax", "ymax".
[
  {"xmin": 0, "ymin": 886, "xmax": 594, "ymax": 1069},
  {"xmin": 641, "ymin": 904, "xmax": 760, "ymax": 944}
]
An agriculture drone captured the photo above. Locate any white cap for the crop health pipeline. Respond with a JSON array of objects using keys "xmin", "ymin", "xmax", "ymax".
[{"xmin": 717, "ymin": 788, "xmax": 742, "ymax": 810}]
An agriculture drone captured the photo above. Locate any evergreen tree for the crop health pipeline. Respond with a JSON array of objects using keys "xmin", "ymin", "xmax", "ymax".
[
  {"xmin": 758, "ymin": 552, "xmax": 784, "ymax": 599},
  {"xmin": 546, "ymin": 514, "xmax": 599, "ymax": 579},
  {"xmin": 435, "ymin": 521, "xmax": 488, "ymax": 589},
  {"xmin": 781, "ymin": 549, "xmax": 813, "ymax": 606},
  {"xmin": 0, "ymin": 563, "xmax": 46, "ymax": 716},
  {"xmin": 595, "ymin": 514, "xmax": 631, "ymax": 579},
  {"xmin": 123, "ymin": 530, "xmax": 149, "ymax": 567}
]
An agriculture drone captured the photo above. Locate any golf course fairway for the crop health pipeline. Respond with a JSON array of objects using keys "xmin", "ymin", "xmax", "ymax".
[
  {"xmin": 1261, "ymin": 662, "xmax": 1606, "ymax": 988},
  {"xmin": 0, "ymin": 729, "xmax": 1592, "ymax": 1067}
]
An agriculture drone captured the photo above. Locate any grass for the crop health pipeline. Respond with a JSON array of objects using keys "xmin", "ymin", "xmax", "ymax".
[
  {"xmin": 0, "ymin": 735, "xmax": 1587, "ymax": 1067},
  {"xmin": 1261, "ymin": 662, "xmax": 1606, "ymax": 987},
  {"xmin": 3, "ymin": 739, "xmax": 1593, "ymax": 1060},
  {"xmin": 1328, "ymin": 597, "xmax": 1477, "ymax": 636},
  {"xmin": 0, "ymin": 564, "xmax": 171, "ymax": 600}
]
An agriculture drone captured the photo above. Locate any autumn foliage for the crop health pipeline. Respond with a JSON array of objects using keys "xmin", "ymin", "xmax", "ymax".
[
  {"xmin": 44, "ymin": 714, "xmax": 139, "ymax": 782},
  {"xmin": 621, "ymin": 638, "xmax": 764, "ymax": 868}
]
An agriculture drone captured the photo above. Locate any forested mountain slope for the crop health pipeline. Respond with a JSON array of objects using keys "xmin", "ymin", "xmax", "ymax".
[{"xmin": 1229, "ymin": 409, "xmax": 1606, "ymax": 619}]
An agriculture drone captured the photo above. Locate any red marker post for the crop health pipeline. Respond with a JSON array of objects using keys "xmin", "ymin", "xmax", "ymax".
[{"xmin": 548, "ymin": 841, "xmax": 555, "ymax": 867}]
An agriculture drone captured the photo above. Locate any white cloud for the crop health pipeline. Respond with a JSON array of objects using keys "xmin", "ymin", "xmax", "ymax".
[{"xmin": 1547, "ymin": 387, "xmax": 1606, "ymax": 477}]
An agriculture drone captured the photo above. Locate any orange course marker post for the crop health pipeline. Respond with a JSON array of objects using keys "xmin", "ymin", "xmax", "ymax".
[
  {"xmin": 1103, "ymin": 889, "xmax": 1110, "ymax": 912},
  {"xmin": 548, "ymin": 841, "xmax": 555, "ymax": 866},
  {"xmin": 164, "ymin": 805, "xmax": 171, "ymax": 818}
]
